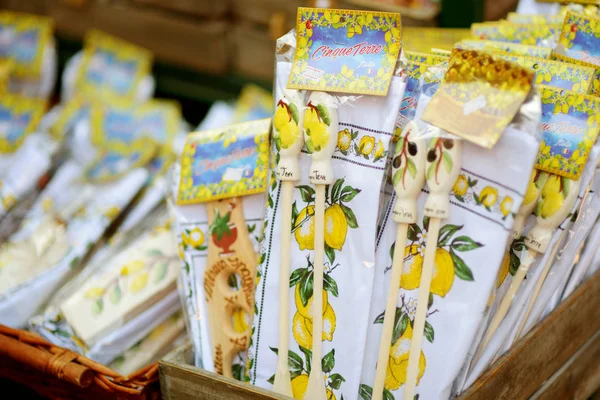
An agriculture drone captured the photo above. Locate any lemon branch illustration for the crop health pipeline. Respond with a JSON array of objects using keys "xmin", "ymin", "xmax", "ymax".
[
  {"xmin": 304, "ymin": 101, "xmax": 331, "ymax": 154},
  {"xmin": 337, "ymin": 129, "xmax": 385, "ymax": 162},
  {"xmin": 392, "ymin": 128, "xmax": 418, "ymax": 189},
  {"xmin": 268, "ymin": 346, "xmax": 345, "ymax": 400},
  {"xmin": 274, "ymin": 99, "xmax": 300, "ymax": 152},
  {"xmin": 426, "ymin": 138, "xmax": 454, "ymax": 185}
]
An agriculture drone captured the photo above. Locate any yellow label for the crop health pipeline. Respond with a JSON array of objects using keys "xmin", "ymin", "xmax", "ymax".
[
  {"xmin": 0, "ymin": 93, "xmax": 46, "ymax": 153},
  {"xmin": 552, "ymin": 52, "xmax": 600, "ymax": 95},
  {"xmin": 77, "ymin": 29, "xmax": 153, "ymax": 103},
  {"xmin": 471, "ymin": 23, "xmax": 560, "ymax": 46},
  {"xmin": 287, "ymin": 8, "xmax": 402, "ymax": 96},
  {"xmin": 459, "ymin": 40, "xmax": 552, "ymax": 59},
  {"xmin": 506, "ymin": 12, "xmax": 565, "ymax": 25},
  {"xmin": 405, "ymin": 51, "xmax": 449, "ymax": 66},
  {"xmin": 177, "ymin": 119, "xmax": 271, "ymax": 205},
  {"xmin": 421, "ymin": 49, "xmax": 534, "ymax": 149},
  {"xmin": 402, "ymin": 27, "xmax": 471, "ymax": 52}
]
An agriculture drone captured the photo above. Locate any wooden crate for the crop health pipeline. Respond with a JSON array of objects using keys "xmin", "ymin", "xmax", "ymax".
[
  {"xmin": 47, "ymin": 0, "xmax": 229, "ymax": 74},
  {"xmin": 160, "ymin": 270, "xmax": 600, "ymax": 400}
]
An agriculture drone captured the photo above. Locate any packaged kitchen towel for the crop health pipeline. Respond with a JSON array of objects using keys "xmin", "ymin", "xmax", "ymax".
[
  {"xmin": 359, "ymin": 85, "xmax": 541, "ymax": 400},
  {"xmin": 248, "ymin": 61, "xmax": 405, "ymax": 400},
  {"xmin": 462, "ymin": 145, "xmax": 600, "ymax": 391}
]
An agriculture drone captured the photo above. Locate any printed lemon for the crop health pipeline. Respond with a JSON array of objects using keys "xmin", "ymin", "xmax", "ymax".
[
  {"xmin": 500, "ymin": 196, "xmax": 514, "ymax": 217},
  {"xmin": 189, "ymin": 228, "xmax": 205, "ymax": 248},
  {"xmin": 337, "ymin": 129, "xmax": 352, "ymax": 152},
  {"xmin": 178, "ymin": 243, "xmax": 185, "ymax": 260},
  {"xmin": 453, "ymin": 174, "xmax": 468, "ymax": 197},
  {"xmin": 542, "ymin": 175, "xmax": 561, "ymax": 198},
  {"xmin": 295, "ymin": 285, "xmax": 328, "ymax": 318},
  {"xmin": 385, "ymin": 324, "xmax": 426, "ymax": 390},
  {"xmin": 326, "ymin": 388, "xmax": 336, "ymax": 400},
  {"xmin": 120, "ymin": 260, "xmax": 146, "ymax": 276},
  {"xmin": 2, "ymin": 195, "xmax": 15, "ymax": 210},
  {"xmin": 273, "ymin": 103, "xmax": 289, "ymax": 131},
  {"xmin": 400, "ymin": 244, "xmax": 422, "ymax": 290},
  {"xmin": 324, "ymin": 204, "xmax": 348, "ymax": 250},
  {"xmin": 42, "ymin": 197, "xmax": 53, "ymax": 213},
  {"xmin": 292, "ymin": 312, "xmax": 313, "ymax": 350},
  {"xmin": 374, "ymin": 140, "xmax": 385, "ymax": 159},
  {"xmin": 295, "ymin": 205, "xmax": 315, "ymax": 250},
  {"xmin": 104, "ymin": 206, "xmax": 120, "ymax": 220},
  {"xmin": 85, "ymin": 288, "xmax": 105, "ymax": 299},
  {"xmin": 304, "ymin": 108, "xmax": 329, "ymax": 151},
  {"xmin": 291, "ymin": 374, "xmax": 309, "ymax": 400},
  {"xmin": 430, "ymin": 248, "xmax": 455, "ymax": 298},
  {"xmin": 541, "ymin": 192, "xmax": 564, "ymax": 218},
  {"xmin": 279, "ymin": 121, "xmax": 301, "ymax": 149},
  {"xmin": 479, "ymin": 186, "xmax": 498, "ymax": 207},
  {"xmin": 130, "ymin": 272, "xmax": 149, "ymax": 293},
  {"xmin": 523, "ymin": 178, "xmax": 539, "ymax": 205},
  {"xmin": 232, "ymin": 308, "xmax": 248, "ymax": 333},
  {"xmin": 359, "ymin": 135, "xmax": 376, "ymax": 156},
  {"xmin": 496, "ymin": 252, "xmax": 510, "ymax": 288}
]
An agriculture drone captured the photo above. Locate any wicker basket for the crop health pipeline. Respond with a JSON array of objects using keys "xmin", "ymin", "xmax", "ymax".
[{"xmin": 0, "ymin": 325, "xmax": 161, "ymax": 399}]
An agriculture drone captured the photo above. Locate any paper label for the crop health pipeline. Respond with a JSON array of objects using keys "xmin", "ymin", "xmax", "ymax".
[
  {"xmin": 77, "ymin": 29, "xmax": 152, "ymax": 102},
  {"xmin": 496, "ymin": 54, "xmax": 595, "ymax": 94},
  {"xmin": 0, "ymin": 93, "xmax": 46, "ymax": 153},
  {"xmin": 471, "ymin": 23, "xmax": 560, "ymax": 46},
  {"xmin": 535, "ymin": 85, "xmax": 600, "ymax": 180},
  {"xmin": 0, "ymin": 12, "xmax": 53, "ymax": 77},
  {"xmin": 402, "ymin": 27, "xmax": 470, "ymax": 53},
  {"xmin": 287, "ymin": 8, "xmax": 402, "ymax": 96},
  {"xmin": 459, "ymin": 40, "xmax": 552, "ymax": 59},
  {"xmin": 506, "ymin": 12, "xmax": 565, "ymax": 24},
  {"xmin": 421, "ymin": 49, "xmax": 533, "ymax": 149},
  {"xmin": 177, "ymin": 119, "xmax": 270, "ymax": 204},
  {"xmin": 90, "ymin": 100, "xmax": 180, "ymax": 152},
  {"xmin": 556, "ymin": 11, "xmax": 600, "ymax": 67},
  {"xmin": 405, "ymin": 51, "xmax": 448, "ymax": 66},
  {"xmin": 551, "ymin": 52, "xmax": 600, "ymax": 96}
]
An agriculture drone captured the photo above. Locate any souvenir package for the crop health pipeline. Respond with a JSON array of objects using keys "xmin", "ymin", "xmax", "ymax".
[
  {"xmin": 170, "ymin": 118, "xmax": 271, "ymax": 374},
  {"xmin": 458, "ymin": 40, "xmax": 553, "ymax": 59},
  {"xmin": 471, "ymin": 23, "xmax": 560, "ymax": 46},
  {"xmin": 0, "ymin": 11, "xmax": 57, "ymax": 99},
  {"xmin": 358, "ymin": 49, "xmax": 540, "ymax": 400},
  {"xmin": 248, "ymin": 8, "xmax": 407, "ymax": 399}
]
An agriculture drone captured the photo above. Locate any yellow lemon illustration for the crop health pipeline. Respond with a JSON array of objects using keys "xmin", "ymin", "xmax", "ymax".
[
  {"xmin": 324, "ymin": 204, "xmax": 348, "ymax": 251},
  {"xmin": 295, "ymin": 205, "xmax": 315, "ymax": 250},
  {"xmin": 130, "ymin": 272, "xmax": 149, "ymax": 293},
  {"xmin": 542, "ymin": 175, "xmax": 561, "ymax": 198},
  {"xmin": 291, "ymin": 374, "xmax": 309, "ymax": 400},
  {"xmin": 120, "ymin": 260, "xmax": 146, "ymax": 276},
  {"xmin": 273, "ymin": 103, "xmax": 289, "ymax": 131},
  {"xmin": 322, "ymin": 303, "xmax": 336, "ymax": 341},
  {"xmin": 400, "ymin": 244, "xmax": 422, "ymax": 291},
  {"xmin": 430, "ymin": 249, "xmax": 455, "ymax": 298},
  {"xmin": 496, "ymin": 252, "xmax": 510, "ymax": 288},
  {"xmin": 189, "ymin": 228, "xmax": 205, "ymax": 248},
  {"xmin": 178, "ymin": 243, "xmax": 185, "ymax": 260},
  {"xmin": 453, "ymin": 174, "xmax": 468, "ymax": 197},
  {"xmin": 292, "ymin": 312, "xmax": 313, "ymax": 350},
  {"xmin": 295, "ymin": 285, "xmax": 328, "ymax": 318},
  {"xmin": 279, "ymin": 122, "xmax": 301, "ymax": 149},
  {"xmin": 479, "ymin": 187, "xmax": 498, "ymax": 207},
  {"xmin": 42, "ymin": 197, "xmax": 53, "ymax": 213},
  {"xmin": 500, "ymin": 196, "xmax": 514, "ymax": 217},
  {"xmin": 2, "ymin": 195, "xmax": 15, "ymax": 210},
  {"xmin": 524, "ymin": 178, "xmax": 539, "ymax": 205},
  {"xmin": 337, "ymin": 129, "xmax": 352, "ymax": 152},
  {"xmin": 85, "ymin": 287, "xmax": 105, "ymax": 299},
  {"xmin": 385, "ymin": 324, "xmax": 426, "ymax": 391},
  {"xmin": 181, "ymin": 232, "xmax": 190, "ymax": 247},
  {"xmin": 304, "ymin": 107, "xmax": 329, "ymax": 151},
  {"xmin": 104, "ymin": 206, "xmax": 120, "ymax": 220},
  {"xmin": 326, "ymin": 388, "xmax": 336, "ymax": 400},
  {"xmin": 359, "ymin": 136, "xmax": 376, "ymax": 156},
  {"xmin": 541, "ymin": 192, "xmax": 564, "ymax": 218},
  {"xmin": 374, "ymin": 140, "xmax": 385, "ymax": 159},
  {"xmin": 232, "ymin": 308, "xmax": 249, "ymax": 333}
]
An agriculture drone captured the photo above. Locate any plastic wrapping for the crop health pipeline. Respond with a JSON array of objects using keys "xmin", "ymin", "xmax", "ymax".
[{"xmin": 8, "ymin": 38, "xmax": 57, "ymax": 99}]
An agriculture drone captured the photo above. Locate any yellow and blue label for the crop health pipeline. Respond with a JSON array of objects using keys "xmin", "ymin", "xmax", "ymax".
[
  {"xmin": 288, "ymin": 8, "xmax": 401, "ymax": 96},
  {"xmin": 471, "ymin": 23, "xmax": 560, "ymax": 46},
  {"xmin": 178, "ymin": 119, "xmax": 270, "ymax": 204},
  {"xmin": 536, "ymin": 86, "xmax": 600, "ymax": 180},
  {"xmin": 0, "ymin": 93, "xmax": 46, "ymax": 153},
  {"xmin": 557, "ymin": 11, "xmax": 600, "ymax": 68}
]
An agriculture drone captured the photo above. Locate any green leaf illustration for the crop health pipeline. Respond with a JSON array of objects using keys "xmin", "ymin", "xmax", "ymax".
[
  {"xmin": 509, "ymin": 250, "xmax": 520, "ymax": 276},
  {"xmin": 92, "ymin": 299, "xmax": 104, "ymax": 315},
  {"xmin": 232, "ymin": 364, "xmax": 244, "ymax": 381},
  {"xmin": 428, "ymin": 293, "xmax": 434, "ymax": 308},
  {"xmin": 383, "ymin": 389, "xmax": 395, "ymax": 400},
  {"xmin": 329, "ymin": 373, "xmax": 345, "ymax": 390},
  {"xmin": 423, "ymin": 216, "xmax": 430, "ymax": 231},
  {"xmin": 331, "ymin": 179, "xmax": 344, "ymax": 203},
  {"xmin": 289, "ymin": 268, "xmax": 305, "ymax": 287},
  {"xmin": 426, "ymin": 162, "xmax": 436, "ymax": 181},
  {"xmin": 306, "ymin": 137, "xmax": 315, "ymax": 154},
  {"xmin": 473, "ymin": 193, "xmax": 481, "ymax": 204},
  {"xmin": 274, "ymin": 136, "xmax": 281, "ymax": 151},
  {"xmin": 267, "ymin": 375, "xmax": 275, "ymax": 385},
  {"xmin": 438, "ymin": 224, "xmax": 463, "ymax": 247},
  {"xmin": 288, "ymin": 351, "xmax": 304, "ymax": 373},
  {"xmin": 340, "ymin": 204, "xmax": 359, "ymax": 228},
  {"xmin": 316, "ymin": 104, "xmax": 331, "ymax": 126},
  {"xmin": 359, "ymin": 384, "xmax": 373, "ymax": 400},
  {"xmin": 468, "ymin": 178, "xmax": 478, "ymax": 187},
  {"xmin": 109, "ymin": 285, "xmax": 121, "ymax": 304},
  {"xmin": 324, "ymin": 273, "xmax": 339, "ymax": 297},
  {"xmin": 247, "ymin": 224, "xmax": 256, "ymax": 233},
  {"xmin": 407, "ymin": 159, "xmax": 417, "ymax": 179},
  {"xmin": 535, "ymin": 200, "xmax": 543, "ymax": 217},
  {"xmin": 407, "ymin": 223, "xmax": 422, "ymax": 241},
  {"xmin": 154, "ymin": 262, "xmax": 169, "ymax": 283},
  {"xmin": 146, "ymin": 249, "xmax": 163, "ymax": 257},
  {"xmin": 393, "ymin": 169, "xmax": 403, "ymax": 187},
  {"xmin": 289, "ymin": 103, "xmax": 300, "ymax": 125},
  {"xmin": 450, "ymin": 249, "xmax": 475, "ymax": 281},
  {"xmin": 299, "ymin": 346, "xmax": 312, "ymax": 374},
  {"xmin": 325, "ymin": 244, "xmax": 336, "ymax": 265},
  {"xmin": 451, "ymin": 236, "xmax": 483, "ymax": 252},
  {"xmin": 442, "ymin": 151, "xmax": 453, "ymax": 173},
  {"xmin": 373, "ymin": 310, "xmax": 385, "ymax": 324},
  {"xmin": 340, "ymin": 186, "xmax": 361, "ymax": 202},
  {"xmin": 208, "ymin": 210, "xmax": 231, "ymax": 242},
  {"xmin": 392, "ymin": 310, "xmax": 409, "ymax": 344},
  {"xmin": 194, "ymin": 245, "xmax": 207, "ymax": 251},
  {"xmin": 322, "ymin": 349, "xmax": 335, "ymax": 373},
  {"xmin": 297, "ymin": 185, "xmax": 316, "ymax": 203},
  {"xmin": 424, "ymin": 321, "xmax": 435, "ymax": 343},
  {"xmin": 292, "ymin": 202, "xmax": 299, "ymax": 230},
  {"xmin": 299, "ymin": 270, "xmax": 314, "ymax": 307},
  {"xmin": 455, "ymin": 195, "xmax": 465, "ymax": 202}
]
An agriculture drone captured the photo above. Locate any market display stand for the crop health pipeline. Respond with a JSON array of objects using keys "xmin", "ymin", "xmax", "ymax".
[{"xmin": 159, "ymin": 270, "xmax": 600, "ymax": 400}]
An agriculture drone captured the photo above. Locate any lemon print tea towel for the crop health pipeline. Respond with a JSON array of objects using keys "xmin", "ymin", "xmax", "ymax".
[
  {"xmin": 247, "ymin": 60, "xmax": 406, "ymax": 400},
  {"xmin": 359, "ymin": 92, "xmax": 541, "ymax": 400}
]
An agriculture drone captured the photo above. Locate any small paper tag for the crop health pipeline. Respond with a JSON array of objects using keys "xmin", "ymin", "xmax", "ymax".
[
  {"xmin": 0, "ymin": 12, "xmax": 53, "ymax": 78},
  {"xmin": 421, "ymin": 49, "xmax": 533, "ymax": 149},
  {"xmin": 471, "ymin": 23, "xmax": 560, "ymax": 46},
  {"xmin": 556, "ymin": 11, "xmax": 600, "ymax": 68},
  {"xmin": 287, "ymin": 8, "xmax": 402, "ymax": 96},
  {"xmin": 0, "ymin": 93, "xmax": 46, "ymax": 153},
  {"xmin": 177, "ymin": 119, "xmax": 270, "ymax": 205},
  {"xmin": 459, "ymin": 40, "xmax": 553, "ymax": 59},
  {"xmin": 405, "ymin": 51, "xmax": 449, "ymax": 66},
  {"xmin": 535, "ymin": 85, "xmax": 600, "ymax": 180},
  {"xmin": 496, "ymin": 54, "xmax": 595, "ymax": 94},
  {"xmin": 77, "ymin": 29, "xmax": 153, "ymax": 103}
]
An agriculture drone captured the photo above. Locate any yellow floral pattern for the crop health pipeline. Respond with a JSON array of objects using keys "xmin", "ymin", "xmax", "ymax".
[
  {"xmin": 452, "ymin": 173, "xmax": 517, "ymax": 220},
  {"xmin": 336, "ymin": 129, "xmax": 386, "ymax": 163}
]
